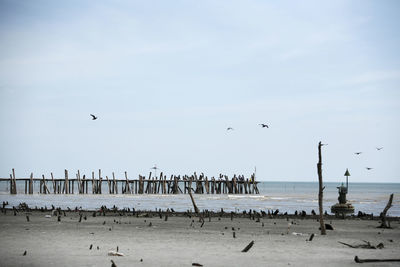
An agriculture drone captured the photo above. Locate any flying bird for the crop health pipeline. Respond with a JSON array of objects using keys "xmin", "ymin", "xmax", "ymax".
[
  {"xmin": 366, "ymin": 167, "xmax": 373, "ymax": 170},
  {"xmin": 150, "ymin": 165, "xmax": 159, "ymax": 171},
  {"xmin": 227, "ymin": 127, "xmax": 234, "ymax": 131},
  {"xmin": 90, "ymin": 114, "xmax": 98, "ymax": 120},
  {"xmin": 150, "ymin": 165, "xmax": 159, "ymax": 178},
  {"xmin": 259, "ymin": 124, "xmax": 269, "ymax": 128},
  {"xmin": 376, "ymin": 147, "xmax": 383, "ymax": 151},
  {"xmin": 354, "ymin": 152, "xmax": 362, "ymax": 155}
]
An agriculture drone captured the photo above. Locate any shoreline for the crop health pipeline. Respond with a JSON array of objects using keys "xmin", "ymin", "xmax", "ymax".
[
  {"xmin": 3, "ymin": 202, "xmax": 400, "ymax": 220},
  {"xmin": 1, "ymin": 209, "xmax": 400, "ymax": 266}
]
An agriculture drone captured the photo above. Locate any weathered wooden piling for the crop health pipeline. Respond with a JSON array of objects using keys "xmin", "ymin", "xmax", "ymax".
[{"xmin": 1, "ymin": 170, "xmax": 260, "ymax": 195}]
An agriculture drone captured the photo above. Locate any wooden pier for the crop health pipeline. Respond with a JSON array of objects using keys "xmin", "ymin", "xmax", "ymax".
[{"xmin": 1, "ymin": 169, "xmax": 260, "ymax": 195}]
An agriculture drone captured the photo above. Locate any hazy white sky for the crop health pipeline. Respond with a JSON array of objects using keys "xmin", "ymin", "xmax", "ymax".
[{"xmin": 1, "ymin": 0, "xmax": 399, "ymax": 182}]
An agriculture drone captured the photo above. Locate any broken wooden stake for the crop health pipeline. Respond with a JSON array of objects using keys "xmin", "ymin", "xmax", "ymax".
[
  {"xmin": 308, "ymin": 233, "xmax": 315, "ymax": 241},
  {"xmin": 241, "ymin": 240, "xmax": 255, "ymax": 252},
  {"xmin": 187, "ymin": 186, "xmax": 204, "ymax": 224}
]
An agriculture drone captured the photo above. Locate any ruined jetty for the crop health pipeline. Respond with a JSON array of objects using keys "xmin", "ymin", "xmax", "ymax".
[{"xmin": 1, "ymin": 169, "xmax": 260, "ymax": 195}]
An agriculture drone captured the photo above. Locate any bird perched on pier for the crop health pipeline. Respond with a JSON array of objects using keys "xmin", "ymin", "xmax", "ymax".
[
  {"xmin": 366, "ymin": 167, "xmax": 373, "ymax": 170},
  {"xmin": 259, "ymin": 123, "xmax": 269, "ymax": 128},
  {"xmin": 227, "ymin": 127, "xmax": 234, "ymax": 131},
  {"xmin": 90, "ymin": 114, "xmax": 98, "ymax": 120},
  {"xmin": 376, "ymin": 147, "xmax": 383, "ymax": 151},
  {"xmin": 354, "ymin": 152, "xmax": 362, "ymax": 155}
]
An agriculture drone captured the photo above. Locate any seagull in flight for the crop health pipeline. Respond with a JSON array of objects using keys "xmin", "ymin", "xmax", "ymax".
[
  {"xmin": 90, "ymin": 114, "xmax": 98, "ymax": 120},
  {"xmin": 150, "ymin": 165, "xmax": 159, "ymax": 171},
  {"xmin": 227, "ymin": 127, "xmax": 234, "ymax": 131},
  {"xmin": 259, "ymin": 123, "xmax": 269, "ymax": 128},
  {"xmin": 354, "ymin": 152, "xmax": 362, "ymax": 155},
  {"xmin": 376, "ymin": 147, "xmax": 383, "ymax": 151},
  {"xmin": 366, "ymin": 167, "xmax": 373, "ymax": 170}
]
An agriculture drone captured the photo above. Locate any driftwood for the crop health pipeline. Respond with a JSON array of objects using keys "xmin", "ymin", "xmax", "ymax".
[
  {"xmin": 187, "ymin": 187, "xmax": 204, "ymax": 224},
  {"xmin": 317, "ymin": 142, "xmax": 326, "ymax": 235},
  {"xmin": 378, "ymin": 193, "xmax": 393, "ymax": 228},
  {"xmin": 308, "ymin": 233, "xmax": 315, "ymax": 241},
  {"xmin": 354, "ymin": 256, "xmax": 400, "ymax": 263},
  {"xmin": 339, "ymin": 241, "xmax": 384, "ymax": 249},
  {"xmin": 241, "ymin": 240, "xmax": 255, "ymax": 252}
]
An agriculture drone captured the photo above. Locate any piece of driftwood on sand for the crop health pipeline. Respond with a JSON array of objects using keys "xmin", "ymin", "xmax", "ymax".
[
  {"xmin": 241, "ymin": 240, "xmax": 255, "ymax": 252},
  {"xmin": 354, "ymin": 256, "xmax": 400, "ymax": 263}
]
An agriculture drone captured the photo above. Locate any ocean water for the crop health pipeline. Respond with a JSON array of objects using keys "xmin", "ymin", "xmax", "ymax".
[{"xmin": 0, "ymin": 181, "xmax": 399, "ymax": 216}]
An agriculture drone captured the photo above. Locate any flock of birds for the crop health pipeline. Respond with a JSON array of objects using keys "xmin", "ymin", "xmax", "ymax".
[
  {"xmin": 354, "ymin": 148, "xmax": 384, "ymax": 171},
  {"xmin": 90, "ymin": 113, "xmax": 269, "ymax": 130},
  {"xmin": 227, "ymin": 123, "xmax": 269, "ymax": 131},
  {"xmin": 90, "ymin": 114, "xmax": 382, "ymax": 172}
]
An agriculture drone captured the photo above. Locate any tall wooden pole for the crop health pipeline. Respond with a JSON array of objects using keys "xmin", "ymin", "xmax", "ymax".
[{"xmin": 317, "ymin": 142, "xmax": 326, "ymax": 235}]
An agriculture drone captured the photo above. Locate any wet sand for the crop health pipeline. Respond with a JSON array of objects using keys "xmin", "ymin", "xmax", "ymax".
[{"xmin": 0, "ymin": 210, "xmax": 399, "ymax": 267}]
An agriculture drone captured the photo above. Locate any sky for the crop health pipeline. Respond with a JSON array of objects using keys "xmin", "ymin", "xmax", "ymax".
[{"xmin": 0, "ymin": 0, "xmax": 399, "ymax": 183}]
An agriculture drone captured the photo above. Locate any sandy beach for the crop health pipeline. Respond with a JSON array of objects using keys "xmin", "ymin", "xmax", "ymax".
[{"xmin": 0, "ymin": 209, "xmax": 399, "ymax": 267}]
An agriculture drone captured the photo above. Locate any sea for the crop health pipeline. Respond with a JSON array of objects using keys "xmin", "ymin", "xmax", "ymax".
[{"xmin": 0, "ymin": 181, "xmax": 399, "ymax": 216}]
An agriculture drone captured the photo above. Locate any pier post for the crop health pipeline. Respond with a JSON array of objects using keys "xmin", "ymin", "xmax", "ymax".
[
  {"xmin": 50, "ymin": 173, "xmax": 55, "ymax": 194},
  {"xmin": 112, "ymin": 172, "xmax": 118, "ymax": 194},
  {"xmin": 30, "ymin": 173, "xmax": 34, "ymax": 194},
  {"xmin": 106, "ymin": 176, "xmax": 111, "ymax": 194},
  {"xmin": 98, "ymin": 169, "xmax": 102, "ymax": 194},
  {"xmin": 91, "ymin": 171, "xmax": 95, "ymax": 194},
  {"xmin": 11, "ymin": 169, "xmax": 17, "ymax": 194},
  {"xmin": 124, "ymin": 171, "xmax": 130, "ymax": 194},
  {"xmin": 64, "ymin": 169, "xmax": 69, "ymax": 194}
]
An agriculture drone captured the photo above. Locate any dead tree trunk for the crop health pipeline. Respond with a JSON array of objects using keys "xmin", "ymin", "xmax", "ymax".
[
  {"xmin": 317, "ymin": 141, "xmax": 326, "ymax": 235},
  {"xmin": 378, "ymin": 193, "xmax": 394, "ymax": 228}
]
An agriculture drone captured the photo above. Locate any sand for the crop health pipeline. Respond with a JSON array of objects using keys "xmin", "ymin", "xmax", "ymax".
[{"xmin": 0, "ymin": 210, "xmax": 399, "ymax": 267}]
